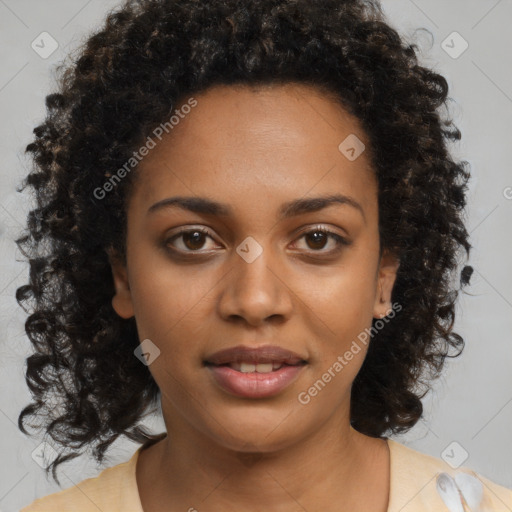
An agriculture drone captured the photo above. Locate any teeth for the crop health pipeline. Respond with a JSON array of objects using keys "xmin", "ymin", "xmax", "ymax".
[
  {"xmin": 254, "ymin": 363, "xmax": 273, "ymax": 373},
  {"xmin": 229, "ymin": 362, "xmax": 284, "ymax": 373},
  {"xmin": 240, "ymin": 362, "xmax": 256, "ymax": 373}
]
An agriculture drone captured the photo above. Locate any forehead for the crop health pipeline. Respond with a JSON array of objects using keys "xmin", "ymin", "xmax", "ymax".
[
  {"xmin": 132, "ymin": 83, "xmax": 376, "ymax": 216},
  {"xmin": 156, "ymin": 83, "xmax": 367, "ymax": 154}
]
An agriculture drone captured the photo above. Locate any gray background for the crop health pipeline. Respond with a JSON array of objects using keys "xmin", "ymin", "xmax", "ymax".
[{"xmin": 0, "ymin": 1, "xmax": 511, "ymax": 510}]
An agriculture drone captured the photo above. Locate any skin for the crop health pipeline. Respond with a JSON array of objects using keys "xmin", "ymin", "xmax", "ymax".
[{"xmin": 109, "ymin": 83, "xmax": 399, "ymax": 512}]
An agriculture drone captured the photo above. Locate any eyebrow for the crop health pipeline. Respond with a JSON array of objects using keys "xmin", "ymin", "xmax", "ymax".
[{"xmin": 147, "ymin": 193, "xmax": 366, "ymax": 222}]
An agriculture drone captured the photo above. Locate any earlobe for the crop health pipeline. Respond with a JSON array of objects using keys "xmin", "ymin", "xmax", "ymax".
[
  {"xmin": 373, "ymin": 249, "xmax": 400, "ymax": 319},
  {"xmin": 107, "ymin": 248, "xmax": 135, "ymax": 319}
]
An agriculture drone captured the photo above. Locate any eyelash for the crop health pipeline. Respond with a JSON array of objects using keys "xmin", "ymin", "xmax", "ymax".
[{"xmin": 164, "ymin": 225, "xmax": 350, "ymax": 256}]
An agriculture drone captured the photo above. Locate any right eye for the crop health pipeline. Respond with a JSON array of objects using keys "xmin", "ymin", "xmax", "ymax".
[{"xmin": 164, "ymin": 227, "xmax": 219, "ymax": 253}]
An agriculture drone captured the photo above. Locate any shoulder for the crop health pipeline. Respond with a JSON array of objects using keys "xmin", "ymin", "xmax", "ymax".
[
  {"xmin": 20, "ymin": 449, "xmax": 143, "ymax": 512},
  {"xmin": 387, "ymin": 438, "xmax": 512, "ymax": 512}
]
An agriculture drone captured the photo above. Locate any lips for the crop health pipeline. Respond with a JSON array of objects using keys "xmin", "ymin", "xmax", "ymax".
[
  {"xmin": 204, "ymin": 345, "xmax": 307, "ymax": 367},
  {"xmin": 204, "ymin": 345, "xmax": 308, "ymax": 398}
]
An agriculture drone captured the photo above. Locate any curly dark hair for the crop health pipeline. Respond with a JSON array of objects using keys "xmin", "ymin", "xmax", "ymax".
[{"xmin": 15, "ymin": 0, "xmax": 473, "ymax": 484}]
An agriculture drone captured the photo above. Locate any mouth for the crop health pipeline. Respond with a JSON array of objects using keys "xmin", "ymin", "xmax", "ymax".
[
  {"xmin": 204, "ymin": 344, "xmax": 307, "ymax": 367},
  {"xmin": 207, "ymin": 361, "xmax": 305, "ymax": 373},
  {"xmin": 204, "ymin": 345, "xmax": 308, "ymax": 398}
]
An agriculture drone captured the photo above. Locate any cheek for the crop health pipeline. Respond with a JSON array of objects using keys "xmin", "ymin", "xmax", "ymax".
[
  {"xmin": 304, "ymin": 258, "xmax": 378, "ymax": 324},
  {"xmin": 296, "ymin": 256, "xmax": 379, "ymax": 371},
  {"xmin": 132, "ymin": 274, "xmax": 213, "ymax": 346},
  {"xmin": 295, "ymin": 272, "xmax": 377, "ymax": 409},
  {"xmin": 127, "ymin": 245, "xmax": 218, "ymax": 346}
]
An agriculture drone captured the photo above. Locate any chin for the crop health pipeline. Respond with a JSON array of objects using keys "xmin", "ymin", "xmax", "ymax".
[{"xmin": 204, "ymin": 407, "xmax": 305, "ymax": 453}]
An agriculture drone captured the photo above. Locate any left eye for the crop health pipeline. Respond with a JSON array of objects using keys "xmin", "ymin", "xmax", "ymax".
[
  {"xmin": 293, "ymin": 227, "xmax": 348, "ymax": 252},
  {"xmin": 164, "ymin": 226, "xmax": 349, "ymax": 254}
]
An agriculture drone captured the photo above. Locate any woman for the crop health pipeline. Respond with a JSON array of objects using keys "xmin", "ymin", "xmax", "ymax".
[{"xmin": 16, "ymin": 0, "xmax": 512, "ymax": 511}]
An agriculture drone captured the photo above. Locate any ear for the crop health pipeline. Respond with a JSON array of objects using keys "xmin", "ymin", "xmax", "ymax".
[
  {"xmin": 373, "ymin": 249, "xmax": 400, "ymax": 319},
  {"xmin": 107, "ymin": 247, "xmax": 135, "ymax": 319}
]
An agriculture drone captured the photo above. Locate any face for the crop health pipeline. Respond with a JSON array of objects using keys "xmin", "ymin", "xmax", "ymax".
[{"xmin": 109, "ymin": 83, "xmax": 399, "ymax": 453}]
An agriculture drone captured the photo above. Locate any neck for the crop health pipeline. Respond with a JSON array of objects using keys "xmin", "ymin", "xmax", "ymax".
[{"xmin": 136, "ymin": 401, "xmax": 390, "ymax": 512}]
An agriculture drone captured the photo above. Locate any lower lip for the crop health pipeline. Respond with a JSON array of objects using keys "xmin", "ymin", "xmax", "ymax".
[{"xmin": 206, "ymin": 364, "xmax": 305, "ymax": 398}]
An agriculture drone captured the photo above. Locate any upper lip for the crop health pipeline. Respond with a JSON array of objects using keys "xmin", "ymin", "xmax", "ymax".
[{"xmin": 204, "ymin": 345, "xmax": 307, "ymax": 366}]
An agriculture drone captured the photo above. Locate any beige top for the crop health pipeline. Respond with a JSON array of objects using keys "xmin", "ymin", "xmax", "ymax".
[{"xmin": 21, "ymin": 438, "xmax": 512, "ymax": 511}]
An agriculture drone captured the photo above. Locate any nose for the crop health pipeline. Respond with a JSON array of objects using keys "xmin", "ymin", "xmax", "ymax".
[{"xmin": 217, "ymin": 243, "xmax": 293, "ymax": 327}]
